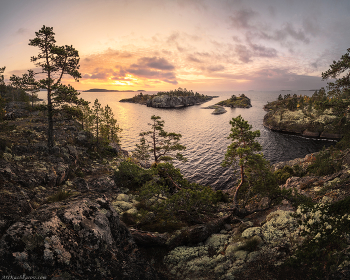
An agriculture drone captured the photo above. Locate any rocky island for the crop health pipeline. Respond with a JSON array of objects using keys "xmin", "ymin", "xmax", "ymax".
[
  {"xmin": 215, "ymin": 94, "xmax": 252, "ymax": 108},
  {"xmin": 201, "ymin": 94, "xmax": 251, "ymax": 115},
  {"xmin": 120, "ymin": 88, "xmax": 217, "ymax": 108},
  {"xmin": 263, "ymin": 92, "xmax": 348, "ymax": 139},
  {"xmin": 201, "ymin": 105, "xmax": 227, "ymax": 114}
]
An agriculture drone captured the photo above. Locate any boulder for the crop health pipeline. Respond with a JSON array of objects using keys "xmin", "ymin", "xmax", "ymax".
[
  {"xmin": 212, "ymin": 107, "xmax": 227, "ymax": 115},
  {"xmin": 0, "ymin": 197, "xmax": 166, "ymax": 279}
]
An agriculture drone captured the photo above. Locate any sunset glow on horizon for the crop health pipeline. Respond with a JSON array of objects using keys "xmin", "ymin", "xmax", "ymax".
[{"xmin": 1, "ymin": 0, "xmax": 350, "ymax": 92}]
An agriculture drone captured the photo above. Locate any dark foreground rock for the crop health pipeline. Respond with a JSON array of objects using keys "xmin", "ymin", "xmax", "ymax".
[{"xmin": 0, "ymin": 197, "xmax": 166, "ymax": 280}]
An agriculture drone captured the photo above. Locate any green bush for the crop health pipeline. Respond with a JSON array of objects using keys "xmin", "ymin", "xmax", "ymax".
[
  {"xmin": 47, "ymin": 189, "xmax": 74, "ymax": 203},
  {"xmin": 336, "ymin": 131, "xmax": 350, "ymax": 149},
  {"xmin": 306, "ymin": 147, "xmax": 342, "ymax": 176},
  {"xmin": 274, "ymin": 166, "xmax": 295, "ymax": 185},
  {"xmin": 288, "ymin": 200, "xmax": 350, "ymax": 279},
  {"xmin": 114, "ymin": 160, "xmax": 154, "ymax": 190}
]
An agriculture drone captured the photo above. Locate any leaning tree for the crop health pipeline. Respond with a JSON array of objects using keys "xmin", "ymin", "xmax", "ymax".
[{"xmin": 222, "ymin": 115, "xmax": 275, "ymax": 209}]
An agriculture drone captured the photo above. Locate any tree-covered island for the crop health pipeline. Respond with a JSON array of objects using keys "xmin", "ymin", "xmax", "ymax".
[
  {"xmin": 215, "ymin": 93, "xmax": 252, "ymax": 108},
  {"xmin": 263, "ymin": 89, "xmax": 349, "ymax": 139},
  {"xmin": 120, "ymin": 87, "xmax": 217, "ymax": 108},
  {"xmin": 202, "ymin": 94, "xmax": 252, "ymax": 114}
]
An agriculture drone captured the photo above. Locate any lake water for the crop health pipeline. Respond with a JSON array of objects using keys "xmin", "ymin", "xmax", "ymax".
[{"xmin": 38, "ymin": 90, "xmax": 336, "ymax": 190}]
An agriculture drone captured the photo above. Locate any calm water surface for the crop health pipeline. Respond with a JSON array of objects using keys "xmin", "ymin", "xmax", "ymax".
[{"xmin": 39, "ymin": 90, "xmax": 335, "ymax": 190}]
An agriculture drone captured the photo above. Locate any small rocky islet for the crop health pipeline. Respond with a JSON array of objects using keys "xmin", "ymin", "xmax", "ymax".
[
  {"xmin": 202, "ymin": 94, "xmax": 252, "ymax": 114},
  {"xmin": 1, "ymin": 98, "xmax": 350, "ymax": 279}
]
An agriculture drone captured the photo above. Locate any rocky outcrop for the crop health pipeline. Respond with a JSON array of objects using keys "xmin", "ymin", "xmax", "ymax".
[
  {"xmin": 202, "ymin": 105, "xmax": 227, "ymax": 114},
  {"xmin": 0, "ymin": 197, "xmax": 166, "ymax": 279},
  {"xmin": 215, "ymin": 94, "xmax": 252, "ymax": 108},
  {"xmin": 4, "ymin": 102, "xmax": 30, "ymax": 120},
  {"xmin": 212, "ymin": 107, "xmax": 227, "ymax": 115},
  {"xmin": 263, "ymin": 108, "xmax": 343, "ymax": 139},
  {"xmin": 146, "ymin": 94, "xmax": 215, "ymax": 108},
  {"xmin": 164, "ymin": 210, "xmax": 302, "ymax": 280}
]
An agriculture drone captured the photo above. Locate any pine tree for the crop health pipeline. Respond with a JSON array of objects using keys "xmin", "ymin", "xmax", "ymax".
[
  {"xmin": 92, "ymin": 99, "xmax": 103, "ymax": 145},
  {"xmin": 10, "ymin": 70, "xmax": 39, "ymax": 108},
  {"xmin": 139, "ymin": 115, "xmax": 186, "ymax": 163},
  {"xmin": 132, "ymin": 136, "xmax": 150, "ymax": 161},
  {"xmin": 100, "ymin": 104, "xmax": 121, "ymax": 144},
  {"xmin": 25, "ymin": 25, "xmax": 82, "ymax": 150},
  {"xmin": 222, "ymin": 115, "xmax": 262, "ymax": 208}
]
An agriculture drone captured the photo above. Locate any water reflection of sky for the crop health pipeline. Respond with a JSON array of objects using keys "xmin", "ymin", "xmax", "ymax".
[{"xmin": 37, "ymin": 90, "xmax": 336, "ymax": 190}]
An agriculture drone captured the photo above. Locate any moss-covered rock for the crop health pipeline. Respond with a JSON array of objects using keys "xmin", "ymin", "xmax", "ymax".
[{"xmin": 263, "ymin": 105, "xmax": 343, "ymax": 139}]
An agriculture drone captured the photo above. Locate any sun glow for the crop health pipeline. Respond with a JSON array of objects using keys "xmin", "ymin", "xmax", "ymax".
[{"xmin": 112, "ymin": 74, "xmax": 139, "ymax": 86}]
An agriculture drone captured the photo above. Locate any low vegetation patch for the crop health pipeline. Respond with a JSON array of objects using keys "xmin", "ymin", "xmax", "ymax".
[
  {"xmin": 114, "ymin": 161, "xmax": 227, "ymax": 232},
  {"xmin": 46, "ymin": 189, "xmax": 75, "ymax": 203},
  {"xmin": 306, "ymin": 147, "xmax": 342, "ymax": 176}
]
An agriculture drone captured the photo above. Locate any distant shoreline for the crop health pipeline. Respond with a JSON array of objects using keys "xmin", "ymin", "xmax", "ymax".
[{"xmin": 83, "ymin": 88, "xmax": 145, "ymax": 92}]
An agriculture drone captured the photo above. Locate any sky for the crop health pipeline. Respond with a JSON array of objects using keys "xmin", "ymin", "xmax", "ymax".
[{"xmin": 1, "ymin": 0, "xmax": 350, "ymax": 92}]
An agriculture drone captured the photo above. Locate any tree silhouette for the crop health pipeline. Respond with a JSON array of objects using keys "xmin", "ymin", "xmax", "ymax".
[{"xmin": 28, "ymin": 25, "xmax": 82, "ymax": 150}]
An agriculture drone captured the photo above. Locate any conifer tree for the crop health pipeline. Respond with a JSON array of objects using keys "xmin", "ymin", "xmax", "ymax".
[
  {"xmin": 26, "ymin": 25, "xmax": 82, "ymax": 150},
  {"xmin": 10, "ymin": 70, "xmax": 39, "ymax": 108},
  {"xmin": 222, "ymin": 115, "xmax": 262, "ymax": 208},
  {"xmin": 100, "ymin": 104, "xmax": 122, "ymax": 144},
  {"xmin": 138, "ymin": 115, "xmax": 186, "ymax": 163},
  {"xmin": 0, "ymin": 67, "xmax": 5, "ymax": 86},
  {"xmin": 132, "ymin": 136, "xmax": 150, "ymax": 161},
  {"xmin": 92, "ymin": 99, "xmax": 103, "ymax": 145}
]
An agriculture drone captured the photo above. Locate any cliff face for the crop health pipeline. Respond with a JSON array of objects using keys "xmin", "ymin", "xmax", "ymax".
[
  {"xmin": 263, "ymin": 108, "xmax": 343, "ymax": 139},
  {"xmin": 146, "ymin": 94, "xmax": 214, "ymax": 108}
]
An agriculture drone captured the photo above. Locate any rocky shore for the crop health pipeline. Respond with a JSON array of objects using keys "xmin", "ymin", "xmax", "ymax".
[
  {"xmin": 201, "ymin": 105, "xmax": 227, "ymax": 115},
  {"xmin": 263, "ymin": 99, "xmax": 345, "ymax": 139},
  {"xmin": 1, "ymin": 102, "xmax": 350, "ymax": 279}
]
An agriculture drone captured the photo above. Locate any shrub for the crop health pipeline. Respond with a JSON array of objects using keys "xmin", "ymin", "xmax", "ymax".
[
  {"xmin": 114, "ymin": 160, "xmax": 154, "ymax": 190},
  {"xmin": 306, "ymin": 147, "xmax": 342, "ymax": 176},
  {"xmin": 238, "ymin": 237, "xmax": 261, "ymax": 252},
  {"xmin": 288, "ymin": 200, "xmax": 350, "ymax": 279},
  {"xmin": 47, "ymin": 189, "xmax": 74, "ymax": 203},
  {"xmin": 274, "ymin": 166, "xmax": 295, "ymax": 185},
  {"xmin": 336, "ymin": 131, "xmax": 350, "ymax": 149}
]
